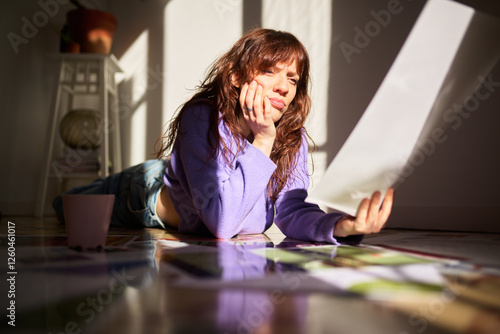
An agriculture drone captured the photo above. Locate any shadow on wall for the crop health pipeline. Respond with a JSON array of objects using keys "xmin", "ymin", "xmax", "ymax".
[
  {"xmin": 327, "ymin": 0, "xmax": 500, "ymax": 232},
  {"xmin": 327, "ymin": 0, "xmax": 425, "ymax": 160}
]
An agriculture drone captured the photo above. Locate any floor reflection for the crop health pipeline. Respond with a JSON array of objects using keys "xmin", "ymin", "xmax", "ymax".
[{"xmin": 2, "ymin": 218, "xmax": 500, "ymax": 334}]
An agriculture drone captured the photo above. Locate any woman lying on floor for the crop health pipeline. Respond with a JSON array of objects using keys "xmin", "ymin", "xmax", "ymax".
[{"xmin": 53, "ymin": 28, "xmax": 394, "ymax": 245}]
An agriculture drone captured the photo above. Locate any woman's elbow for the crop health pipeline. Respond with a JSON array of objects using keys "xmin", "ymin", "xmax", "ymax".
[
  {"xmin": 204, "ymin": 217, "xmax": 238, "ymax": 239},
  {"xmin": 211, "ymin": 228, "xmax": 237, "ymax": 240}
]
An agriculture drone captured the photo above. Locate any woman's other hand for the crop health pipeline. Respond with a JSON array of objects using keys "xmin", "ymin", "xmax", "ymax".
[{"xmin": 334, "ymin": 187, "xmax": 394, "ymax": 238}]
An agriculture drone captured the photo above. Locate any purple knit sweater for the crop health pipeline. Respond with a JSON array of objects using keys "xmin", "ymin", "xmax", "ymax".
[{"xmin": 163, "ymin": 103, "xmax": 363, "ymax": 244}]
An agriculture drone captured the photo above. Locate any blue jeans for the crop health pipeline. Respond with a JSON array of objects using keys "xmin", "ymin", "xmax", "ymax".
[{"xmin": 52, "ymin": 160, "xmax": 167, "ymax": 228}]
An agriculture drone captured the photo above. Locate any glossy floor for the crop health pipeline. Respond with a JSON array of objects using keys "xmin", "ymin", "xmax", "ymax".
[{"xmin": 1, "ymin": 216, "xmax": 499, "ymax": 334}]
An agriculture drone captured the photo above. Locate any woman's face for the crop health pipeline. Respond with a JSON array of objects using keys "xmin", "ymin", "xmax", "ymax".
[{"xmin": 252, "ymin": 60, "xmax": 300, "ymax": 123}]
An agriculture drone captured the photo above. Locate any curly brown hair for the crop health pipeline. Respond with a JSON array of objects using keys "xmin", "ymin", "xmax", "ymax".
[{"xmin": 156, "ymin": 28, "xmax": 314, "ymax": 201}]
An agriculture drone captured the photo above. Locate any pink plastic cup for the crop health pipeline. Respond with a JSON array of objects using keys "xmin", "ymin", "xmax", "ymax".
[{"xmin": 62, "ymin": 194, "xmax": 115, "ymax": 251}]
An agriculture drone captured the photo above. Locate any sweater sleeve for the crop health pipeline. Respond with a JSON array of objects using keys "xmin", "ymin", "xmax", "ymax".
[
  {"xmin": 169, "ymin": 104, "xmax": 277, "ymax": 239},
  {"xmin": 273, "ymin": 133, "xmax": 364, "ymax": 245}
]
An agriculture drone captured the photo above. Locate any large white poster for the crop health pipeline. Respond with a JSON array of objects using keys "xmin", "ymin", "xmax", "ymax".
[{"xmin": 306, "ymin": 0, "xmax": 500, "ymax": 216}]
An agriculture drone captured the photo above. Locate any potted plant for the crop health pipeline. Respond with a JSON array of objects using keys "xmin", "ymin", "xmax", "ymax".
[
  {"xmin": 65, "ymin": 0, "xmax": 118, "ymax": 54},
  {"xmin": 59, "ymin": 23, "xmax": 80, "ymax": 53}
]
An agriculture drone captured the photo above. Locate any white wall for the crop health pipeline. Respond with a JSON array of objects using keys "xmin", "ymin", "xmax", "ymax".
[
  {"xmin": 261, "ymin": 0, "xmax": 333, "ymax": 194},
  {"xmin": 1, "ymin": 0, "xmax": 499, "ymax": 232}
]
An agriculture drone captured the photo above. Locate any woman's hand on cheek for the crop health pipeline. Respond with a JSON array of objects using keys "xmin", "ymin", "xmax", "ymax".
[
  {"xmin": 333, "ymin": 187, "xmax": 394, "ymax": 238},
  {"xmin": 240, "ymin": 81, "xmax": 276, "ymax": 156}
]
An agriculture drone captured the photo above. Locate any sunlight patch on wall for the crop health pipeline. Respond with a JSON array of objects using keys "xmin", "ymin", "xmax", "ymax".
[
  {"xmin": 130, "ymin": 101, "xmax": 147, "ymax": 166},
  {"xmin": 162, "ymin": 0, "xmax": 243, "ymax": 126},
  {"xmin": 118, "ymin": 29, "xmax": 150, "ymax": 104},
  {"xmin": 117, "ymin": 29, "xmax": 149, "ymax": 166}
]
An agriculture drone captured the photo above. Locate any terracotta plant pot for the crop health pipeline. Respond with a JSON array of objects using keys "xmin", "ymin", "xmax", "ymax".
[{"xmin": 67, "ymin": 9, "xmax": 117, "ymax": 54}]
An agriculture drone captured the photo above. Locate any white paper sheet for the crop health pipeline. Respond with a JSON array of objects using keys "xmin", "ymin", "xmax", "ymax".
[{"xmin": 306, "ymin": 0, "xmax": 500, "ymax": 215}]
